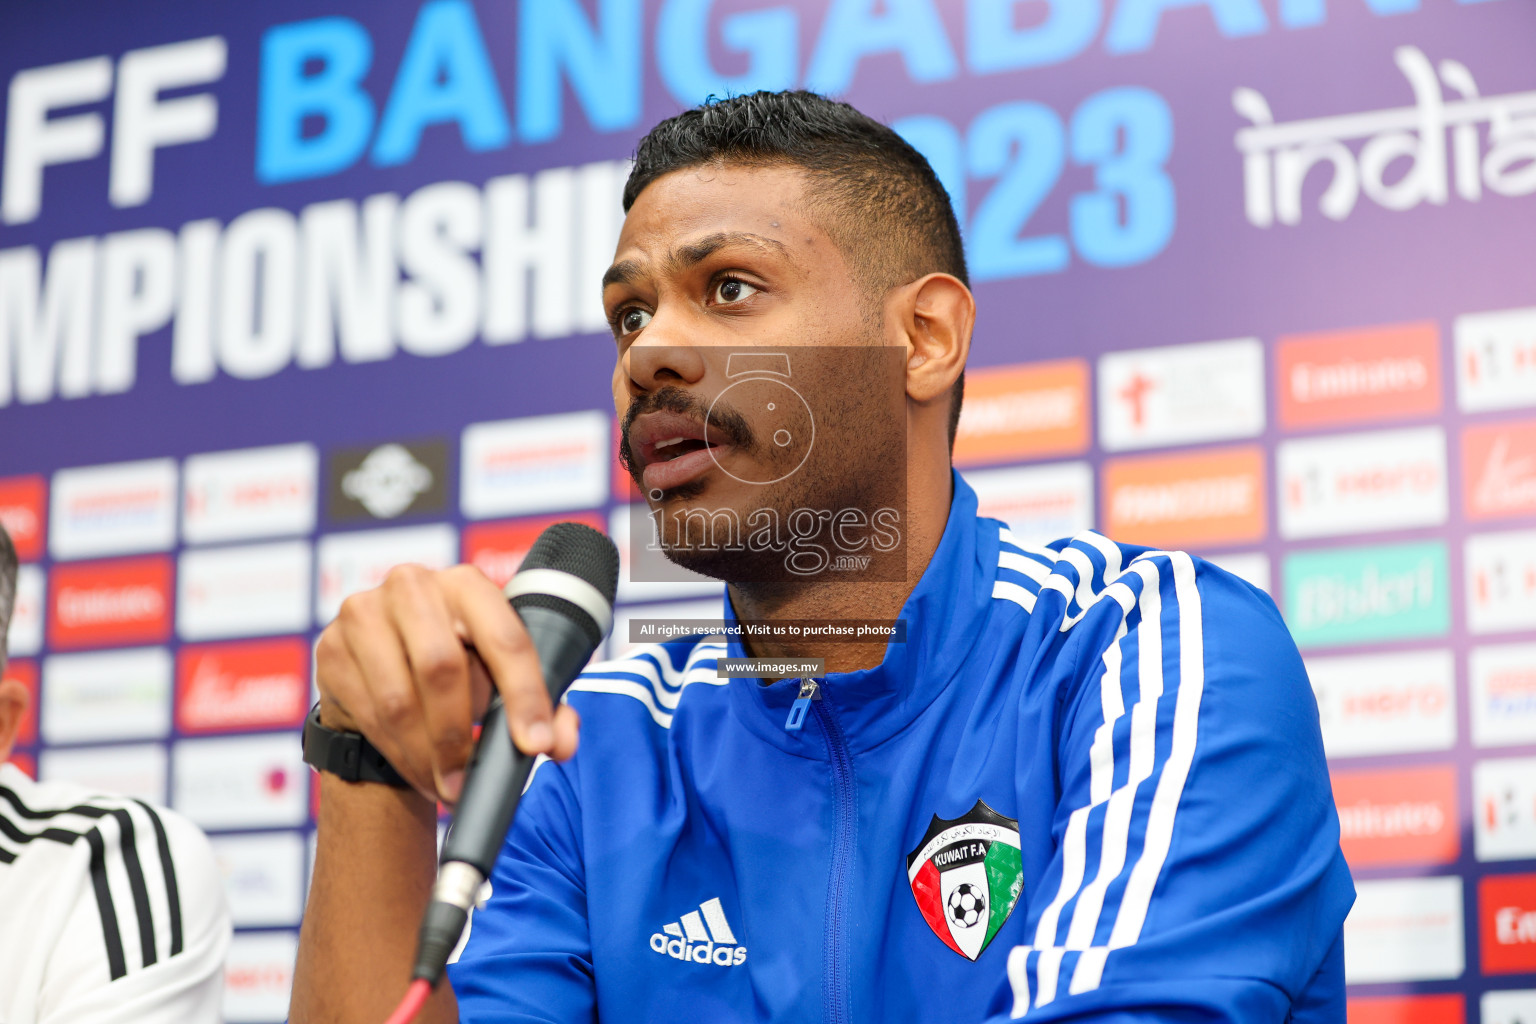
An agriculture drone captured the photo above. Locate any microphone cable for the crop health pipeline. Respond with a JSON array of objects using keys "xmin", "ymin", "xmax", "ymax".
[{"xmin": 382, "ymin": 979, "xmax": 431, "ymax": 1024}]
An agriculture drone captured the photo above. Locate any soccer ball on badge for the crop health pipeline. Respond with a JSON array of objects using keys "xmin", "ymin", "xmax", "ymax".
[{"xmin": 947, "ymin": 883, "xmax": 986, "ymax": 928}]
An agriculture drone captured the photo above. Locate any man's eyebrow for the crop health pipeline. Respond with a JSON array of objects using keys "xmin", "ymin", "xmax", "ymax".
[
  {"xmin": 671, "ymin": 232, "xmax": 788, "ymax": 270},
  {"xmin": 601, "ymin": 232, "xmax": 789, "ymax": 293},
  {"xmin": 602, "ymin": 258, "xmax": 644, "ymax": 290}
]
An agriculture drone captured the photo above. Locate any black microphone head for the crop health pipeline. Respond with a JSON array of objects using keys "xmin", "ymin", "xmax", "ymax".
[{"xmin": 507, "ymin": 522, "xmax": 619, "ymax": 645}]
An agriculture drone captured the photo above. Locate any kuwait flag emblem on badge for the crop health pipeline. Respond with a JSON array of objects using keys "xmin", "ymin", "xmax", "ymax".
[{"xmin": 906, "ymin": 800, "xmax": 1023, "ymax": 961}]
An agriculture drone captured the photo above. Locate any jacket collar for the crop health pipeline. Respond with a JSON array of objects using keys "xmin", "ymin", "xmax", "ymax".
[{"xmin": 722, "ymin": 470, "xmax": 998, "ymax": 756}]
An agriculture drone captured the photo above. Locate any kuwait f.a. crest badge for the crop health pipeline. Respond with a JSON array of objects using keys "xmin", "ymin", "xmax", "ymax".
[{"xmin": 906, "ymin": 800, "xmax": 1023, "ymax": 961}]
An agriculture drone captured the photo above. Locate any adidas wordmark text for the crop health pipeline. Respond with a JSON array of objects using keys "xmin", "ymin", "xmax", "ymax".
[{"xmin": 649, "ymin": 898, "xmax": 748, "ymax": 966}]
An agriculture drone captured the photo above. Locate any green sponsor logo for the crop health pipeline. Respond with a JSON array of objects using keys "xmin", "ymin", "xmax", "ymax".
[{"xmin": 1283, "ymin": 542, "xmax": 1449, "ymax": 648}]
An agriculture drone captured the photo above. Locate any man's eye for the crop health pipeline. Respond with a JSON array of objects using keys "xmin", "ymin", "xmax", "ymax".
[
  {"xmin": 712, "ymin": 278, "xmax": 758, "ymax": 304},
  {"xmin": 619, "ymin": 308, "xmax": 652, "ymax": 335}
]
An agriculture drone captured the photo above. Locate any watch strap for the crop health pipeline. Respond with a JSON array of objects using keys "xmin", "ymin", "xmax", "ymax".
[{"xmin": 301, "ymin": 703, "xmax": 411, "ymax": 788}]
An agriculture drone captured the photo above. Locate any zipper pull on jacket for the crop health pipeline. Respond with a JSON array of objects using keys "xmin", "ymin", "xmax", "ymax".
[{"xmin": 784, "ymin": 679, "xmax": 820, "ymax": 731}]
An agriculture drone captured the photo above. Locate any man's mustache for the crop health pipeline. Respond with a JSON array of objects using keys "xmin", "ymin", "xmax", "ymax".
[{"xmin": 618, "ymin": 386, "xmax": 757, "ymax": 481}]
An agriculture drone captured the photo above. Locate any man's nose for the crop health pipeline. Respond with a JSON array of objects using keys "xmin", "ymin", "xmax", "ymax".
[{"xmin": 624, "ymin": 330, "xmax": 708, "ymax": 393}]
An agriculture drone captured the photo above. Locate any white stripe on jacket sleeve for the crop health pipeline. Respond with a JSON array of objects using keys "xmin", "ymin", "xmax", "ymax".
[{"xmin": 994, "ymin": 542, "xmax": 1206, "ymax": 1015}]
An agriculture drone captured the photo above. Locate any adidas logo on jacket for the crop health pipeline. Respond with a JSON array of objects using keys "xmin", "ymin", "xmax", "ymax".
[{"xmin": 649, "ymin": 897, "xmax": 747, "ymax": 966}]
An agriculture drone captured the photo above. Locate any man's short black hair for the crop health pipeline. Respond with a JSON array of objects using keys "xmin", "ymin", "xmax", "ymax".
[
  {"xmin": 625, "ymin": 90, "xmax": 968, "ymax": 449},
  {"xmin": 0, "ymin": 523, "xmax": 15, "ymax": 662}
]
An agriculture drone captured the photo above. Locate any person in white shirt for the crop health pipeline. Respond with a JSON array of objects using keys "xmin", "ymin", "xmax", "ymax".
[{"xmin": 0, "ymin": 525, "xmax": 231, "ymax": 1023}]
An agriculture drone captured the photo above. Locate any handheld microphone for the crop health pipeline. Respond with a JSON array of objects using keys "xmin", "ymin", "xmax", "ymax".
[{"xmin": 410, "ymin": 522, "xmax": 619, "ymax": 988}]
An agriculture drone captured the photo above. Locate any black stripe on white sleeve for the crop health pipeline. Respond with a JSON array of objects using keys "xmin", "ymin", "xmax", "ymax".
[
  {"xmin": 84, "ymin": 826, "xmax": 129, "ymax": 981},
  {"xmin": 0, "ymin": 783, "xmax": 186, "ymax": 978},
  {"xmin": 133, "ymin": 799, "xmax": 184, "ymax": 957},
  {"xmin": 106, "ymin": 808, "xmax": 157, "ymax": 968},
  {"xmin": 0, "ymin": 806, "xmax": 97, "ymax": 849}
]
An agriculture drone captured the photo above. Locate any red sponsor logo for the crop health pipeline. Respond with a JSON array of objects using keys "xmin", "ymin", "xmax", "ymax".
[
  {"xmin": 1346, "ymin": 994, "xmax": 1463, "ymax": 1024},
  {"xmin": 1481, "ymin": 873, "xmax": 1536, "ymax": 974},
  {"xmin": 187, "ymin": 477, "xmax": 308, "ymax": 517},
  {"xmin": 2, "ymin": 660, "xmax": 37, "ymax": 744},
  {"xmin": 0, "ymin": 476, "xmax": 46, "ymax": 561},
  {"xmin": 1463, "ymin": 418, "xmax": 1536, "ymax": 520},
  {"xmin": 225, "ymin": 962, "xmax": 293, "ymax": 993},
  {"xmin": 463, "ymin": 513, "xmax": 606, "ymax": 589},
  {"xmin": 47, "ymin": 557, "xmax": 173, "ymax": 649},
  {"xmin": 176, "ymin": 639, "xmax": 309, "ymax": 734},
  {"xmin": 1342, "ymin": 681, "xmax": 1449, "ymax": 724},
  {"xmin": 1332, "ymin": 765, "xmax": 1459, "ymax": 868},
  {"xmin": 1277, "ymin": 322, "xmax": 1441, "ymax": 429}
]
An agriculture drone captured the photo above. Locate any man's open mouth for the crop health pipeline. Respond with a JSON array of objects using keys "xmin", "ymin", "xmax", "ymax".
[
  {"xmin": 630, "ymin": 410, "xmax": 733, "ymax": 494},
  {"xmin": 651, "ymin": 435, "xmax": 717, "ymax": 461}
]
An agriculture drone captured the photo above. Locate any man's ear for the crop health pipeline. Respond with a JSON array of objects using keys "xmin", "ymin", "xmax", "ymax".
[
  {"xmin": 0, "ymin": 672, "xmax": 29, "ymax": 764},
  {"xmin": 888, "ymin": 273, "xmax": 974, "ymax": 407}
]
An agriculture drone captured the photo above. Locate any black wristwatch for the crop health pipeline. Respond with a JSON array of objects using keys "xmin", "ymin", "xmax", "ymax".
[{"xmin": 301, "ymin": 703, "xmax": 411, "ymax": 788}]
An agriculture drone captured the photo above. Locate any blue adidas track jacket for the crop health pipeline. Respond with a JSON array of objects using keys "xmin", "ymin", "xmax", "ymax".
[{"xmin": 449, "ymin": 473, "xmax": 1355, "ymax": 1022}]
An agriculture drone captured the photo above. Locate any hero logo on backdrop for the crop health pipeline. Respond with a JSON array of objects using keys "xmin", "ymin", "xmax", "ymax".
[
  {"xmin": 1276, "ymin": 426, "xmax": 1449, "ymax": 541},
  {"xmin": 223, "ymin": 932, "xmax": 300, "ymax": 1024},
  {"xmin": 1306, "ymin": 648, "xmax": 1456, "ymax": 759},
  {"xmin": 183, "ymin": 444, "xmax": 318, "ymax": 545}
]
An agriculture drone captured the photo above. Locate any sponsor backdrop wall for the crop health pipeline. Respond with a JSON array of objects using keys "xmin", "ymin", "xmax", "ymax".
[{"xmin": 1, "ymin": 0, "xmax": 1534, "ymax": 1019}]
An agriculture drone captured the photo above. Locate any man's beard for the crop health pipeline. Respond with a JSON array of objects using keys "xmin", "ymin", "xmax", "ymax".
[{"xmin": 619, "ymin": 351, "xmax": 907, "ymax": 587}]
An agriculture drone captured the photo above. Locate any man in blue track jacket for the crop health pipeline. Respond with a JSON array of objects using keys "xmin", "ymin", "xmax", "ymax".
[{"xmin": 291, "ymin": 92, "xmax": 1352, "ymax": 1024}]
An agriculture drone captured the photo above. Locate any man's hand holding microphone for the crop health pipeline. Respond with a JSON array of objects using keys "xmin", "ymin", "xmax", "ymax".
[{"xmin": 291, "ymin": 524, "xmax": 619, "ymax": 1024}]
